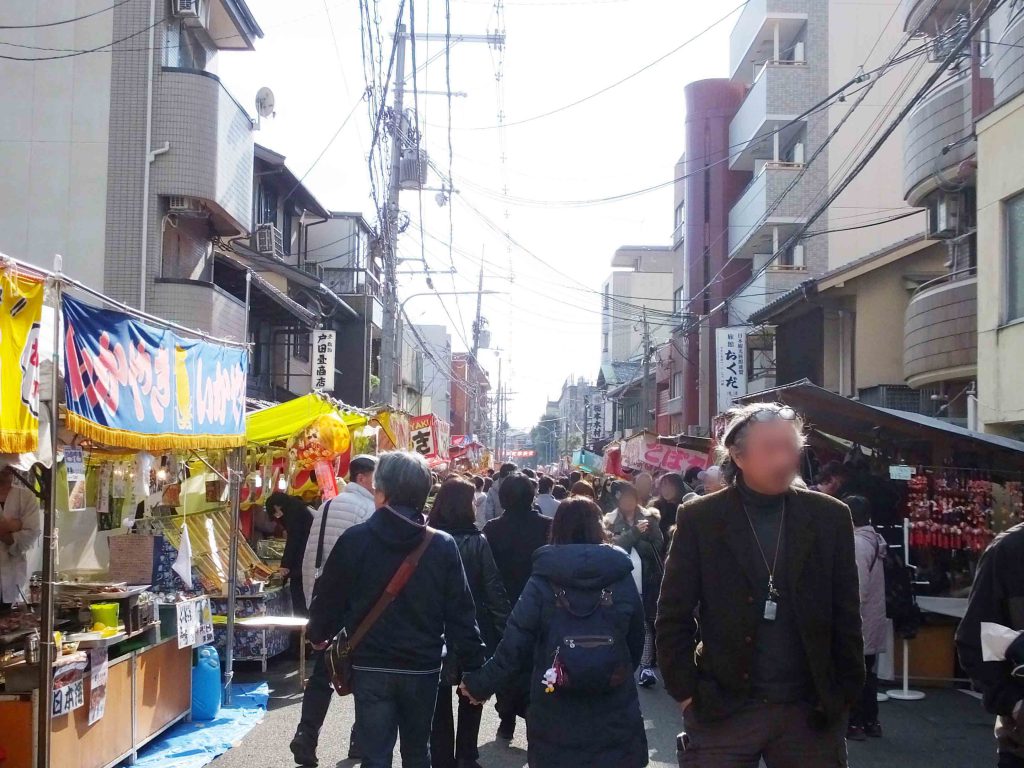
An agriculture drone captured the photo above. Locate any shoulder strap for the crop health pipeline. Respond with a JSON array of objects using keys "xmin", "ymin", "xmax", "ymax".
[
  {"xmin": 315, "ymin": 498, "xmax": 334, "ymax": 572},
  {"xmin": 347, "ymin": 527, "xmax": 437, "ymax": 652}
]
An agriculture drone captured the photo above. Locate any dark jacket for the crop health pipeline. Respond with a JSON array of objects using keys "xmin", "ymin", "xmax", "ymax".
[
  {"xmin": 483, "ymin": 507, "xmax": 553, "ymax": 605},
  {"xmin": 307, "ymin": 505, "xmax": 486, "ymax": 674},
  {"xmin": 656, "ymin": 486, "xmax": 864, "ymax": 725},
  {"xmin": 445, "ymin": 527, "xmax": 510, "ymax": 679},
  {"xmin": 605, "ymin": 508, "xmax": 664, "ymax": 615},
  {"xmin": 464, "ymin": 545, "xmax": 648, "ymax": 768},
  {"xmin": 956, "ymin": 523, "xmax": 1024, "ymax": 758},
  {"xmin": 280, "ymin": 503, "xmax": 314, "ymax": 573}
]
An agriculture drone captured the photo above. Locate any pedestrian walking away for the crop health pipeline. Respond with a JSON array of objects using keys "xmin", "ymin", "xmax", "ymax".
[
  {"xmin": 957, "ymin": 522, "xmax": 1024, "ymax": 767},
  {"xmin": 266, "ymin": 492, "xmax": 315, "ymax": 616},
  {"xmin": 605, "ymin": 481, "xmax": 664, "ymax": 689},
  {"xmin": 427, "ymin": 476, "xmax": 511, "ymax": 768},
  {"xmin": 305, "ymin": 452, "xmax": 486, "ymax": 768},
  {"xmin": 461, "ymin": 497, "xmax": 649, "ymax": 768},
  {"xmin": 482, "ymin": 473, "xmax": 552, "ymax": 741},
  {"xmin": 657, "ymin": 403, "xmax": 864, "ymax": 768},
  {"xmin": 291, "ymin": 454, "xmax": 379, "ymax": 765}
]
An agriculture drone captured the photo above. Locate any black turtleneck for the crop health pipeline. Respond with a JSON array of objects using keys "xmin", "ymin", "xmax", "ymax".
[{"xmin": 737, "ymin": 480, "xmax": 814, "ymax": 705}]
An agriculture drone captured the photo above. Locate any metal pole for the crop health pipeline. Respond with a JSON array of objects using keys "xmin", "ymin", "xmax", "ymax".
[
  {"xmin": 37, "ymin": 259, "xmax": 63, "ymax": 767},
  {"xmin": 378, "ymin": 21, "xmax": 407, "ymax": 408},
  {"xmin": 223, "ymin": 272, "xmax": 251, "ymax": 705},
  {"xmin": 641, "ymin": 307, "xmax": 652, "ymax": 432}
]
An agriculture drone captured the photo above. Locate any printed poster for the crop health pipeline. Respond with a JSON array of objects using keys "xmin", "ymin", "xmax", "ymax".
[{"xmin": 0, "ymin": 265, "xmax": 44, "ymax": 452}]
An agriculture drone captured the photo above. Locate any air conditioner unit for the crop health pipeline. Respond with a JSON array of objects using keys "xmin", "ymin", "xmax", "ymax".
[
  {"xmin": 931, "ymin": 194, "xmax": 961, "ymax": 238},
  {"xmin": 167, "ymin": 196, "xmax": 203, "ymax": 214},
  {"xmin": 172, "ymin": 0, "xmax": 201, "ymax": 19},
  {"xmin": 255, "ymin": 224, "xmax": 284, "ymax": 258},
  {"xmin": 304, "ymin": 262, "xmax": 325, "ymax": 282}
]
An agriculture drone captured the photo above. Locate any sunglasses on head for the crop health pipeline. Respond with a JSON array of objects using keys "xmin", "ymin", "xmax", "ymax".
[{"xmin": 724, "ymin": 406, "xmax": 798, "ymax": 446}]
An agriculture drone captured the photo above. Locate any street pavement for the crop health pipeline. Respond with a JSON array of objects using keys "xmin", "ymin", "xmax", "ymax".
[{"xmin": 211, "ymin": 659, "xmax": 997, "ymax": 767}]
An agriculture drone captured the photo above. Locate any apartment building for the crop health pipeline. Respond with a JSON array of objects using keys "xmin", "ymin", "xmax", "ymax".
[
  {"xmin": 414, "ymin": 325, "xmax": 453, "ymax": 423},
  {"xmin": 674, "ymin": 0, "xmax": 928, "ymax": 430},
  {"xmin": 0, "ymin": 0, "xmax": 262, "ymax": 338},
  {"xmin": 600, "ymin": 246, "xmax": 674, "ymax": 365},
  {"xmin": 450, "ymin": 353, "xmax": 490, "ymax": 442}
]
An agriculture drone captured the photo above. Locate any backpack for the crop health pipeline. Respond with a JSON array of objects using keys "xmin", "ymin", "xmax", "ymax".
[
  {"xmin": 877, "ymin": 544, "xmax": 922, "ymax": 639},
  {"xmin": 540, "ymin": 583, "xmax": 632, "ymax": 696}
]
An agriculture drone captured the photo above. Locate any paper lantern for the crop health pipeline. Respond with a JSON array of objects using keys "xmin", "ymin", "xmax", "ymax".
[{"xmin": 293, "ymin": 413, "xmax": 352, "ymax": 469}]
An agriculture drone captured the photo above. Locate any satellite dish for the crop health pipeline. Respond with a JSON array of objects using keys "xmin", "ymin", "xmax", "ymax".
[{"xmin": 255, "ymin": 87, "xmax": 276, "ymax": 119}]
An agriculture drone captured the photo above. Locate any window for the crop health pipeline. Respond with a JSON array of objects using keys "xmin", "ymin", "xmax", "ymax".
[
  {"xmin": 293, "ymin": 331, "xmax": 311, "ymax": 363},
  {"xmin": 673, "ymin": 203, "xmax": 685, "ymax": 244},
  {"xmin": 670, "ymin": 372, "xmax": 683, "ymax": 399},
  {"xmin": 602, "ymin": 332, "xmax": 609, "ymax": 353},
  {"xmin": 1006, "ymin": 193, "xmax": 1024, "ymax": 322},
  {"xmin": 673, "ymin": 286, "xmax": 685, "ymax": 316},
  {"xmin": 164, "ymin": 21, "xmax": 207, "ymax": 70},
  {"xmin": 603, "ymin": 285, "xmax": 610, "ymax": 310}
]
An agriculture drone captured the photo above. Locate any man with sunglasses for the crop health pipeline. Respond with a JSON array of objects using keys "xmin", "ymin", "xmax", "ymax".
[{"xmin": 657, "ymin": 403, "xmax": 863, "ymax": 767}]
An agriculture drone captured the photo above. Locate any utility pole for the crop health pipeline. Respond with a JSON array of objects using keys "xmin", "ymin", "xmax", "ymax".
[
  {"xmin": 378, "ymin": 26, "xmax": 504, "ymax": 408},
  {"xmin": 494, "ymin": 355, "xmax": 503, "ymax": 459},
  {"xmin": 472, "ymin": 257, "xmax": 484, "ymax": 357},
  {"xmin": 378, "ymin": 21, "xmax": 407, "ymax": 408},
  {"xmin": 641, "ymin": 307, "xmax": 653, "ymax": 432}
]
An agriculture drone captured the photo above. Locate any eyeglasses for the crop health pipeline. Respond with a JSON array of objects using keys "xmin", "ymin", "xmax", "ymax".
[{"xmin": 723, "ymin": 406, "xmax": 798, "ymax": 446}]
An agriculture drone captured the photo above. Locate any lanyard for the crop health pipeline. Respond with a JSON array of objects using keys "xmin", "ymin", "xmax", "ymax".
[{"xmin": 741, "ymin": 500, "xmax": 786, "ymax": 621}]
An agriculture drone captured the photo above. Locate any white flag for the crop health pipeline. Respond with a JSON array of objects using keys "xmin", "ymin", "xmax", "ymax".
[{"xmin": 172, "ymin": 523, "xmax": 194, "ymax": 589}]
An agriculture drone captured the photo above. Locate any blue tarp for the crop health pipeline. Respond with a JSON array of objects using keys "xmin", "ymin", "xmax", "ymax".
[{"xmin": 132, "ymin": 682, "xmax": 268, "ymax": 768}]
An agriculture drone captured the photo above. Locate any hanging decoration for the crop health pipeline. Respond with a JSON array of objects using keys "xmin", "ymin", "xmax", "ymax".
[{"xmin": 0, "ymin": 264, "xmax": 44, "ymax": 452}]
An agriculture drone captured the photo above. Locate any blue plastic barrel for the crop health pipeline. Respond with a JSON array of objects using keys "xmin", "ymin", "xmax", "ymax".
[{"xmin": 191, "ymin": 645, "xmax": 222, "ymax": 721}]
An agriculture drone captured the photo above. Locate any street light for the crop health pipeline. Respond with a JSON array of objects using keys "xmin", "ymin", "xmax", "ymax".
[{"xmin": 399, "ymin": 290, "xmax": 505, "ymax": 316}]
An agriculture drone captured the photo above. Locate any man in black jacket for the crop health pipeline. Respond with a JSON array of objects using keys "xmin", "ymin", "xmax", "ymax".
[
  {"xmin": 303, "ymin": 451, "xmax": 485, "ymax": 768},
  {"xmin": 957, "ymin": 523, "xmax": 1024, "ymax": 767},
  {"xmin": 657, "ymin": 403, "xmax": 863, "ymax": 767}
]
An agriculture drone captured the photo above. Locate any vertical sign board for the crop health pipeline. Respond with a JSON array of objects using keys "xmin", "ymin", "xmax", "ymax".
[
  {"xmin": 409, "ymin": 415, "xmax": 436, "ymax": 458},
  {"xmin": 312, "ymin": 330, "xmax": 336, "ymax": 392},
  {"xmin": 715, "ymin": 327, "xmax": 747, "ymax": 412}
]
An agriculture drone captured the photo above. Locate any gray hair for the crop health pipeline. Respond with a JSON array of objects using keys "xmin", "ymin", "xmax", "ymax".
[
  {"xmin": 373, "ymin": 451, "xmax": 432, "ymax": 511},
  {"xmin": 720, "ymin": 403, "xmax": 806, "ymax": 484}
]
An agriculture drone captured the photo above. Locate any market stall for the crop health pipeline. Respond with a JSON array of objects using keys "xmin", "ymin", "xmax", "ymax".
[
  {"xmin": 738, "ymin": 379, "xmax": 1024, "ymax": 685},
  {"xmin": 0, "ymin": 255, "xmax": 249, "ymax": 768}
]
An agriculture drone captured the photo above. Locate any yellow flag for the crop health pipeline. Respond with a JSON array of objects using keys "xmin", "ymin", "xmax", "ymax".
[{"xmin": 0, "ymin": 265, "xmax": 44, "ymax": 452}]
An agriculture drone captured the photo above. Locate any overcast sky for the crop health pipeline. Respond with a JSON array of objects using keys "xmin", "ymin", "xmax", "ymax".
[{"xmin": 219, "ymin": 0, "xmax": 735, "ymax": 429}]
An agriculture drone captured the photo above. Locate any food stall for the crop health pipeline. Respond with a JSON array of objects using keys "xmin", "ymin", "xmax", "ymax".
[
  {"xmin": 738, "ymin": 379, "xmax": 1024, "ymax": 684},
  {"xmin": 0, "ymin": 255, "xmax": 249, "ymax": 767}
]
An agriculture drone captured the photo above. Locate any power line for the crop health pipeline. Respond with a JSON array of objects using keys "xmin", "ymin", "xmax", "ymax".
[
  {"xmin": 0, "ymin": 0, "xmax": 131, "ymax": 29},
  {"xmin": 0, "ymin": 16, "xmax": 162, "ymax": 60}
]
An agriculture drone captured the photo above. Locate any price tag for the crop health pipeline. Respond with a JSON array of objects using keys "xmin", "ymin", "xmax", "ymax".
[
  {"xmin": 889, "ymin": 465, "xmax": 915, "ymax": 481},
  {"xmin": 197, "ymin": 597, "xmax": 214, "ymax": 646},
  {"xmin": 52, "ymin": 678, "xmax": 85, "ymax": 718},
  {"xmin": 176, "ymin": 599, "xmax": 198, "ymax": 649},
  {"xmin": 64, "ymin": 447, "xmax": 86, "ymax": 482}
]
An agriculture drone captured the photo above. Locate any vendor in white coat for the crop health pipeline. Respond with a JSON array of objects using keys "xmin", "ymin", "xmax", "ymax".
[
  {"xmin": 292, "ymin": 454, "xmax": 378, "ymax": 765},
  {"xmin": 0, "ymin": 465, "xmax": 41, "ymax": 610}
]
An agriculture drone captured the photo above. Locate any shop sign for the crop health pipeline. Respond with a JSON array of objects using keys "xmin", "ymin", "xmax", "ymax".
[
  {"xmin": 0, "ymin": 266, "xmax": 43, "ymax": 453},
  {"xmin": 64, "ymin": 446, "xmax": 86, "ymax": 482},
  {"xmin": 889, "ymin": 465, "xmax": 916, "ymax": 481},
  {"xmin": 52, "ymin": 678, "xmax": 85, "ymax": 718},
  {"xmin": 176, "ymin": 596, "xmax": 214, "ymax": 649},
  {"xmin": 715, "ymin": 327, "xmax": 747, "ymax": 411},
  {"xmin": 87, "ymin": 648, "xmax": 108, "ymax": 725},
  {"xmin": 311, "ymin": 330, "xmax": 336, "ymax": 392},
  {"xmin": 506, "ymin": 449, "xmax": 536, "ymax": 458},
  {"xmin": 621, "ymin": 431, "xmax": 706, "ymax": 473},
  {"xmin": 62, "ymin": 295, "xmax": 248, "ymax": 449},
  {"xmin": 409, "ymin": 415, "xmax": 450, "ymax": 464}
]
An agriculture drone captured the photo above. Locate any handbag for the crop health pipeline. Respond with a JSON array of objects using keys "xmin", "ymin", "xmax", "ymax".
[
  {"xmin": 326, "ymin": 525, "xmax": 436, "ymax": 696},
  {"xmin": 313, "ymin": 498, "xmax": 333, "ymax": 582}
]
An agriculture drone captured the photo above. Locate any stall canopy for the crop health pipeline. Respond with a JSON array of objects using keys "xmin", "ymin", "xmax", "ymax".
[
  {"xmin": 738, "ymin": 379, "xmax": 1024, "ymax": 470},
  {"xmin": 245, "ymin": 393, "xmax": 366, "ymax": 445}
]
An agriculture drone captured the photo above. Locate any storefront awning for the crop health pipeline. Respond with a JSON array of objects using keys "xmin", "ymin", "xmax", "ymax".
[
  {"xmin": 246, "ymin": 393, "xmax": 367, "ymax": 445},
  {"xmin": 737, "ymin": 379, "xmax": 1024, "ymax": 469}
]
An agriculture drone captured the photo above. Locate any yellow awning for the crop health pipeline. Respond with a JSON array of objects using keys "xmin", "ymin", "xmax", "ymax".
[{"xmin": 246, "ymin": 393, "xmax": 367, "ymax": 445}]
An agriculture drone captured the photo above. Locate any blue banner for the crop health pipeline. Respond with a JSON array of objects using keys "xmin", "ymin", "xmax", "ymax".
[{"xmin": 62, "ymin": 295, "xmax": 248, "ymax": 449}]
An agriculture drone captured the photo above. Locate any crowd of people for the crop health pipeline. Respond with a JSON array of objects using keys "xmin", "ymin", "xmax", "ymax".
[{"xmin": 264, "ymin": 403, "xmax": 1024, "ymax": 768}]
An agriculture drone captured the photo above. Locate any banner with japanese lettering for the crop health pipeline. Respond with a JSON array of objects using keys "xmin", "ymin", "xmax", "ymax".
[
  {"xmin": 310, "ymin": 330, "xmax": 336, "ymax": 392},
  {"xmin": 62, "ymin": 295, "xmax": 248, "ymax": 450},
  {"xmin": 715, "ymin": 326, "xmax": 747, "ymax": 412},
  {"xmin": 0, "ymin": 265, "xmax": 43, "ymax": 452},
  {"xmin": 409, "ymin": 414, "xmax": 450, "ymax": 466}
]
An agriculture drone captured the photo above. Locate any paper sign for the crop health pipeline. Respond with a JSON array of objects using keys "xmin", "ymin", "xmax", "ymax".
[
  {"xmin": 314, "ymin": 460, "xmax": 339, "ymax": 500},
  {"xmin": 716, "ymin": 327, "xmax": 748, "ymax": 411},
  {"xmin": 87, "ymin": 648, "xmax": 108, "ymax": 725},
  {"xmin": 889, "ymin": 465, "xmax": 915, "ymax": 481},
  {"xmin": 176, "ymin": 596, "xmax": 214, "ymax": 649},
  {"xmin": 311, "ymin": 330, "xmax": 336, "ymax": 392},
  {"xmin": 64, "ymin": 447, "xmax": 86, "ymax": 482},
  {"xmin": 52, "ymin": 678, "xmax": 85, "ymax": 717}
]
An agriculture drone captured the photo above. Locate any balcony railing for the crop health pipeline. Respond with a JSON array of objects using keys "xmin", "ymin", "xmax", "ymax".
[
  {"xmin": 729, "ymin": 0, "xmax": 810, "ymax": 83},
  {"xmin": 903, "ymin": 74, "xmax": 972, "ymax": 204},
  {"xmin": 904, "ymin": 269, "xmax": 977, "ymax": 386},
  {"xmin": 728, "ymin": 163, "xmax": 808, "ymax": 258},
  {"xmin": 322, "ymin": 267, "xmax": 382, "ymax": 298},
  {"xmin": 729, "ymin": 62, "xmax": 810, "ymax": 171}
]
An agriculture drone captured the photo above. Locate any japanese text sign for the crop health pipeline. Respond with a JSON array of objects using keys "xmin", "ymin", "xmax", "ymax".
[
  {"xmin": 715, "ymin": 327, "xmax": 747, "ymax": 411},
  {"xmin": 0, "ymin": 266, "xmax": 43, "ymax": 453},
  {"xmin": 311, "ymin": 330, "xmax": 336, "ymax": 392},
  {"xmin": 62, "ymin": 295, "xmax": 247, "ymax": 449}
]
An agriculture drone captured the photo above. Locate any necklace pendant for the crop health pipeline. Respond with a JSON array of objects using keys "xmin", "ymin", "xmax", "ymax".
[{"xmin": 763, "ymin": 599, "xmax": 778, "ymax": 622}]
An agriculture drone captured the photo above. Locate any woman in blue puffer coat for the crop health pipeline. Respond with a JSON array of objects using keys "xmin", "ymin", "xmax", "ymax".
[{"xmin": 461, "ymin": 497, "xmax": 648, "ymax": 768}]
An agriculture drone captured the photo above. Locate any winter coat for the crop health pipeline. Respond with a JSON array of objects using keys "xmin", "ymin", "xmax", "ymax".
[
  {"xmin": 854, "ymin": 525, "xmax": 888, "ymax": 655},
  {"xmin": 480, "ymin": 478, "xmax": 504, "ymax": 527},
  {"xmin": 483, "ymin": 507, "xmax": 553, "ymax": 605},
  {"xmin": 604, "ymin": 508, "xmax": 664, "ymax": 615},
  {"xmin": 650, "ymin": 497, "xmax": 684, "ymax": 552},
  {"xmin": 443, "ymin": 527, "xmax": 511, "ymax": 681},
  {"xmin": 280, "ymin": 504, "xmax": 314, "ymax": 574},
  {"xmin": 308, "ymin": 505, "xmax": 486, "ymax": 674},
  {"xmin": 463, "ymin": 544, "xmax": 648, "ymax": 768},
  {"xmin": 302, "ymin": 482, "xmax": 377, "ymax": 604},
  {"xmin": 657, "ymin": 486, "xmax": 864, "ymax": 726},
  {"xmin": 957, "ymin": 523, "xmax": 1024, "ymax": 759}
]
